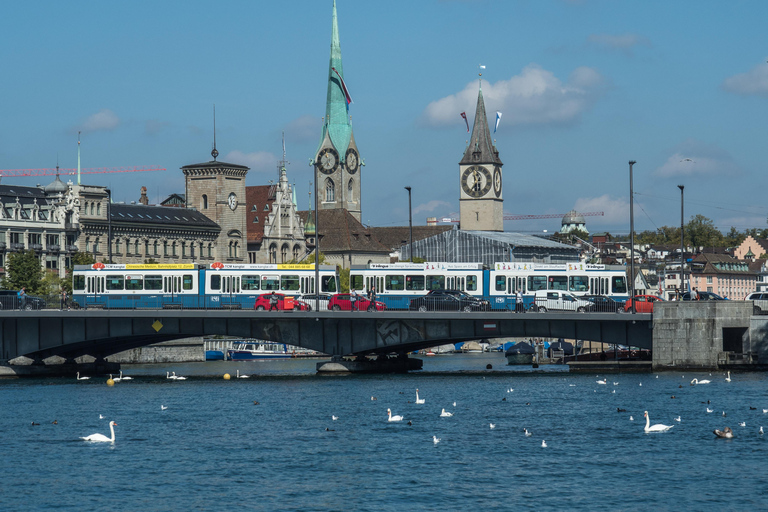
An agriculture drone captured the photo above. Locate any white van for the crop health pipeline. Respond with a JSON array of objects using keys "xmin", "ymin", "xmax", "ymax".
[{"xmin": 533, "ymin": 290, "xmax": 594, "ymax": 313}]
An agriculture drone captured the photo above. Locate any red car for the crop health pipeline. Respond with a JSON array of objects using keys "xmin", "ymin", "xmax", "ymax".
[
  {"xmin": 254, "ymin": 293, "xmax": 311, "ymax": 311},
  {"xmin": 328, "ymin": 293, "xmax": 386, "ymax": 311},
  {"xmin": 624, "ymin": 295, "xmax": 664, "ymax": 313}
]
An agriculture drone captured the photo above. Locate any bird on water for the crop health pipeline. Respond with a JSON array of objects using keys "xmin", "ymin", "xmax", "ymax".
[
  {"xmin": 387, "ymin": 408, "xmax": 403, "ymax": 422},
  {"xmin": 81, "ymin": 421, "xmax": 117, "ymax": 443},
  {"xmin": 713, "ymin": 426, "xmax": 734, "ymax": 439},
  {"xmin": 643, "ymin": 411, "xmax": 673, "ymax": 433}
]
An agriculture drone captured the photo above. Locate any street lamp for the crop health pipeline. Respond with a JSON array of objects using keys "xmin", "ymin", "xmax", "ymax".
[
  {"xmin": 678, "ymin": 184, "xmax": 684, "ymax": 298},
  {"xmin": 106, "ymin": 188, "xmax": 112, "ymax": 263},
  {"xmin": 629, "ymin": 161, "xmax": 636, "ymax": 314},
  {"xmin": 404, "ymin": 186, "xmax": 413, "ymax": 262}
]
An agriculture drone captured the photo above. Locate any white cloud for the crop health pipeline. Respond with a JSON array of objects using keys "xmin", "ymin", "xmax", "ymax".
[
  {"xmin": 653, "ymin": 139, "xmax": 741, "ymax": 178},
  {"xmin": 573, "ymin": 195, "xmax": 630, "ymax": 223},
  {"xmin": 422, "ymin": 64, "xmax": 606, "ymax": 128},
  {"xmin": 413, "ymin": 200, "xmax": 451, "ymax": 216},
  {"xmin": 722, "ymin": 59, "xmax": 768, "ymax": 96},
  {"xmin": 77, "ymin": 109, "xmax": 119, "ymax": 133},
  {"xmin": 284, "ymin": 115, "xmax": 321, "ymax": 143},
  {"xmin": 587, "ymin": 33, "xmax": 650, "ymax": 54},
  {"xmin": 223, "ymin": 150, "xmax": 277, "ymax": 172}
]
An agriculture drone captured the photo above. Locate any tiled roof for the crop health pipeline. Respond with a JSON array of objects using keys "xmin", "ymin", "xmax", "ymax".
[
  {"xmin": 110, "ymin": 203, "xmax": 219, "ymax": 228},
  {"xmin": 0, "ymin": 184, "xmax": 49, "ymax": 205},
  {"xmin": 298, "ymin": 209, "xmax": 390, "ymax": 254},
  {"xmin": 368, "ymin": 225, "xmax": 453, "ymax": 251},
  {"xmin": 180, "ymin": 160, "xmax": 249, "ymax": 171},
  {"xmin": 691, "ymin": 253, "xmax": 753, "ymax": 275}
]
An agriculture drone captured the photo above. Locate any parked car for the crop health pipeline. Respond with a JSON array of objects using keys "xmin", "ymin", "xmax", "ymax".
[
  {"xmin": 297, "ymin": 293, "xmax": 332, "ymax": 311},
  {"xmin": 253, "ymin": 293, "xmax": 310, "ymax": 311},
  {"xmin": 409, "ymin": 289, "xmax": 490, "ymax": 312},
  {"xmin": 329, "ymin": 293, "xmax": 386, "ymax": 311},
  {"xmin": 680, "ymin": 291, "xmax": 726, "ymax": 301},
  {"xmin": 0, "ymin": 290, "xmax": 47, "ymax": 310},
  {"xmin": 533, "ymin": 290, "xmax": 594, "ymax": 313},
  {"xmin": 582, "ymin": 294, "xmax": 624, "ymax": 313},
  {"xmin": 624, "ymin": 295, "xmax": 664, "ymax": 313},
  {"xmin": 745, "ymin": 292, "xmax": 768, "ymax": 314}
]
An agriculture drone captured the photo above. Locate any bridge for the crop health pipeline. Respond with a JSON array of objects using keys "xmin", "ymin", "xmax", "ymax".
[{"xmin": 0, "ymin": 309, "xmax": 652, "ymax": 364}]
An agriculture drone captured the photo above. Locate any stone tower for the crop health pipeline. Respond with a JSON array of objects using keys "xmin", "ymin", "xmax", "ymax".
[
  {"xmin": 313, "ymin": 0, "xmax": 362, "ymax": 222},
  {"xmin": 459, "ymin": 83, "xmax": 504, "ymax": 232}
]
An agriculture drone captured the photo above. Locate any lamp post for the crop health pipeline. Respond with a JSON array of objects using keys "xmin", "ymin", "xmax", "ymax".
[
  {"xmin": 678, "ymin": 184, "xmax": 685, "ymax": 299},
  {"xmin": 405, "ymin": 186, "xmax": 413, "ymax": 261},
  {"xmin": 106, "ymin": 188, "xmax": 112, "ymax": 263},
  {"xmin": 629, "ymin": 161, "xmax": 636, "ymax": 314}
]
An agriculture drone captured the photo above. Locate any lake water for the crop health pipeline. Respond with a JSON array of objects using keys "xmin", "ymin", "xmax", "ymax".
[{"xmin": 2, "ymin": 353, "xmax": 766, "ymax": 511}]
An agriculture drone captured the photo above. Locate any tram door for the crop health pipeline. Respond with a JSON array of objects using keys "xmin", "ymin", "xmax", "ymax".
[
  {"xmin": 86, "ymin": 275, "xmax": 104, "ymax": 294},
  {"xmin": 300, "ymin": 276, "xmax": 314, "ymax": 294}
]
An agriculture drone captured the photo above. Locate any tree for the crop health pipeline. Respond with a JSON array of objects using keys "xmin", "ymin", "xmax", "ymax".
[
  {"xmin": 686, "ymin": 214, "xmax": 723, "ymax": 248},
  {"xmin": 339, "ymin": 267, "xmax": 350, "ymax": 293},
  {"xmin": 61, "ymin": 252, "xmax": 96, "ymax": 295},
  {"xmin": 2, "ymin": 250, "xmax": 44, "ymax": 294}
]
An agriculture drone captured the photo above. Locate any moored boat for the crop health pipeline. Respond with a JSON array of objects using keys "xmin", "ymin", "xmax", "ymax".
[
  {"xmin": 227, "ymin": 341, "xmax": 291, "ymax": 360},
  {"xmin": 505, "ymin": 341, "xmax": 535, "ymax": 365}
]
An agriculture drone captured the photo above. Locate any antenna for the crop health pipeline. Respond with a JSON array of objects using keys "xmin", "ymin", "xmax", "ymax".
[
  {"xmin": 277, "ymin": 132, "xmax": 290, "ymax": 180},
  {"xmin": 211, "ymin": 104, "xmax": 219, "ymax": 161}
]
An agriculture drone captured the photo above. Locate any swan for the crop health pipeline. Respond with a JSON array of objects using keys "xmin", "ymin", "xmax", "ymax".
[
  {"xmin": 643, "ymin": 411, "xmax": 674, "ymax": 433},
  {"xmin": 166, "ymin": 372, "xmax": 177, "ymax": 380},
  {"xmin": 119, "ymin": 370, "xmax": 132, "ymax": 381},
  {"xmin": 524, "ymin": 428, "xmax": 532, "ymax": 437},
  {"xmin": 489, "ymin": 423, "xmax": 496, "ymax": 429},
  {"xmin": 81, "ymin": 421, "xmax": 117, "ymax": 443},
  {"xmin": 725, "ymin": 371, "xmax": 731, "ymax": 382},
  {"xmin": 596, "ymin": 378, "xmax": 607, "ymax": 385},
  {"xmin": 713, "ymin": 426, "xmax": 734, "ymax": 438},
  {"xmin": 111, "ymin": 374, "xmax": 121, "ymax": 383},
  {"xmin": 161, "ymin": 405, "xmax": 167, "ymax": 410},
  {"xmin": 236, "ymin": 370, "xmax": 250, "ymax": 379},
  {"xmin": 172, "ymin": 372, "xmax": 187, "ymax": 381},
  {"xmin": 387, "ymin": 408, "xmax": 403, "ymax": 422},
  {"xmin": 332, "ymin": 415, "xmax": 338, "ymax": 421},
  {"xmin": 690, "ymin": 378, "xmax": 711, "ymax": 385},
  {"xmin": 764, "ymin": 409, "xmax": 768, "ymax": 414},
  {"xmin": 415, "ymin": 389, "xmax": 425, "ymax": 404},
  {"xmin": 76, "ymin": 372, "xmax": 90, "ymax": 380},
  {"xmin": 433, "ymin": 436, "xmax": 441, "ymax": 445},
  {"xmin": 541, "ymin": 440, "xmax": 547, "ymax": 448},
  {"xmin": 706, "ymin": 408, "xmax": 714, "ymax": 413},
  {"xmin": 440, "ymin": 409, "xmax": 453, "ymax": 417}
]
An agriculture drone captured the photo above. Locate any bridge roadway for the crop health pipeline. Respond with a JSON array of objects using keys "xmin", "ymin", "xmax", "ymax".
[{"xmin": 0, "ymin": 309, "xmax": 653, "ymax": 363}]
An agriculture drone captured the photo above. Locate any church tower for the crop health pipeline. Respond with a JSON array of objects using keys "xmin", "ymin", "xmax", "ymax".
[
  {"xmin": 459, "ymin": 82, "xmax": 504, "ymax": 232},
  {"xmin": 313, "ymin": 0, "xmax": 362, "ymax": 222}
]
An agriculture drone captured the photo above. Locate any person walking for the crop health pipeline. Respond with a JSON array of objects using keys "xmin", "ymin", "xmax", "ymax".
[
  {"xmin": 515, "ymin": 290, "xmax": 524, "ymax": 313},
  {"xmin": 60, "ymin": 289, "xmax": 67, "ymax": 310},
  {"xmin": 351, "ymin": 291, "xmax": 358, "ymax": 312},
  {"xmin": 269, "ymin": 291, "xmax": 279, "ymax": 311},
  {"xmin": 17, "ymin": 287, "xmax": 26, "ymax": 310},
  {"xmin": 691, "ymin": 287, "xmax": 699, "ymax": 301}
]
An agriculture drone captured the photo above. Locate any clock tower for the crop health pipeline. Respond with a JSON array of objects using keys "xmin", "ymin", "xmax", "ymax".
[
  {"xmin": 459, "ymin": 84, "xmax": 504, "ymax": 232},
  {"xmin": 313, "ymin": 0, "xmax": 362, "ymax": 222}
]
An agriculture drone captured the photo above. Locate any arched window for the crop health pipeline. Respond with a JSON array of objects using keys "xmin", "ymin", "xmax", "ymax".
[
  {"xmin": 202, "ymin": 194, "xmax": 208, "ymax": 209},
  {"xmin": 115, "ymin": 239, "xmax": 121, "ymax": 253},
  {"xmin": 348, "ymin": 178, "xmax": 353, "ymax": 201},
  {"xmin": 153, "ymin": 241, "xmax": 158, "ymax": 255},
  {"xmin": 281, "ymin": 244, "xmax": 289, "ymax": 263},
  {"xmin": 97, "ymin": 203, "xmax": 101, "ymax": 216},
  {"xmin": 325, "ymin": 178, "xmax": 335, "ymax": 202},
  {"xmin": 269, "ymin": 243, "xmax": 277, "ymax": 264},
  {"xmin": 293, "ymin": 245, "xmax": 300, "ymax": 261}
]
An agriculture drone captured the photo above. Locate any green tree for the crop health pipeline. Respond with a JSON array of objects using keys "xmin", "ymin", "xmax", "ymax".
[
  {"xmin": 2, "ymin": 250, "xmax": 44, "ymax": 294},
  {"xmin": 61, "ymin": 252, "xmax": 96, "ymax": 294},
  {"xmin": 686, "ymin": 214, "xmax": 723, "ymax": 248},
  {"xmin": 339, "ymin": 267, "xmax": 350, "ymax": 293}
]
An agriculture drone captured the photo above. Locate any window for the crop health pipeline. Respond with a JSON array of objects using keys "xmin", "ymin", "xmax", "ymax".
[
  {"xmin": 385, "ymin": 275, "xmax": 405, "ymax": 291},
  {"xmin": 528, "ymin": 275, "xmax": 547, "ymax": 291},
  {"xmin": 281, "ymin": 244, "xmax": 288, "ymax": 263},
  {"xmin": 182, "ymin": 275, "xmax": 193, "ymax": 290},
  {"xmin": 549, "ymin": 276, "xmax": 567, "ymax": 290},
  {"xmin": 163, "ymin": 241, "xmax": 168, "ymax": 257},
  {"xmin": 85, "ymin": 238, "xmax": 91, "ymax": 252},
  {"xmin": 611, "ymin": 275, "xmax": 627, "ymax": 294},
  {"xmin": 569, "ymin": 275, "xmax": 589, "ymax": 292},
  {"xmin": 97, "ymin": 203, "xmax": 101, "ymax": 216},
  {"xmin": 322, "ymin": 275, "xmax": 337, "ymax": 293},
  {"xmin": 293, "ymin": 245, "xmax": 300, "ymax": 261},
  {"xmin": 253, "ymin": 216, "xmax": 259, "ymax": 223},
  {"xmin": 495, "ymin": 275, "xmax": 506, "ymax": 292},
  {"xmin": 269, "ymin": 244, "xmax": 277, "ymax": 264},
  {"xmin": 93, "ymin": 239, "xmax": 100, "ymax": 253},
  {"xmin": 134, "ymin": 240, "xmax": 140, "ymax": 255},
  {"xmin": 405, "ymin": 275, "xmax": 425, "ymax": 291},
  {"xmin": 210, "ymin": 275, "xmax": 221, "ymax": 291},
  {"xmin": 115, "ymin": 239, "xmax": 121, "ymax": 253},
  {"xmin": 106, "ymin": 275, "xmax": 124, "ymax": 290},
  {"xmin": 242, "ymin": 275, "xmax": 261, "ymax": 291},
  {"xmin": 707, "ymin": 276, "xmax": 713, "ymax": 284},
  {"xmin": 262, "ymin": 275, "xmax": 280, "ymax": 291},
  {"xmin": 145, "ymin": 275, "xmax": 163, "ymax": 290},
  {"xmin": 325, "ymin": 178, "xmax": 335, "ymax": 202},
  {"xmin": 74, "ymin": 275, "xmax": 85, "ymax": 291},
  {"xmin": 125, "ymin": 275, "xmax": 143, "ymax": 290},
  {"xmin": 426, "ymin": 275, "xmax": 445, "ymax": 290},
  {"xmin": 153, "ymin": 241, "xmax": 159, "ymax": 255},
  {"xmin": 281, "ymin": 275, "xmax": 300, "ymax": 291},
  {"xmin": 202, "ymin": 194, "xmax": 208, "ymax": 209},
  {"xmin": 351, "ymin": 274, "xmax": 364, "ymax": 290},
  {"xmin": 348, "ymin": 178, "xmax": 353, "ymax": 200},
  {"xmin": 466, "ymin": 275, "xmax": 478, "ymax": 291}
]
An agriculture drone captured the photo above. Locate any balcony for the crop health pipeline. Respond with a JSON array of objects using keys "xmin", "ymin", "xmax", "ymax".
[
  {"xmin": 65, "ymin": 245, "xmax": 79, "ymax": 252},
  {"xmin": 10, "ymin": 243, "xmax": 25, "ymax": 251},
  {"xmin": 29, "ymin": 244, "xmax": 43, "ymax": 251},
  {"xmin": 47, "ymin": 244, "xmax": 61, "ymax": 252}
]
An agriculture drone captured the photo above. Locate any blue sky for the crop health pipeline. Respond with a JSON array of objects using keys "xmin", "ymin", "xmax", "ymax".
[{"xmin": 2, "ymin": 0, "xmax": 767, "ymax": 236}]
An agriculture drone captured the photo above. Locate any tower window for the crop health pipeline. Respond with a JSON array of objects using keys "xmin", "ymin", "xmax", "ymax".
[
  {"xmin": 348, "ymin": 178, "xmax": 353, "ymax": 201},
  {"xmin": 325, "ymin": 178, "xmax": 335, "ymax": 202},
  {"xmin": 202, "ymin": 194, "xmax": 208, "ymax": 209}
]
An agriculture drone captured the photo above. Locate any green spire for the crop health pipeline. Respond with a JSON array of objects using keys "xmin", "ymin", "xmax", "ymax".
[{"xmin": 319, "ymin": 0, "xmax": 352, "ymax": 157}]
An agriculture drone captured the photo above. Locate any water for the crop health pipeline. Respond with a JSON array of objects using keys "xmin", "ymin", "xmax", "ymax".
[{"xmin": 2, "ymin": 354, "xmax": 767, "ymax": 511}]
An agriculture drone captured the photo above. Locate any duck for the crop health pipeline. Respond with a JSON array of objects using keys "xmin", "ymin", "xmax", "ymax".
[
  {"xmin": 81, "ymin": 421, "xmax": 117, "ymax": 443},
  {"xmin": 643, "ymin": 411, "xmax": 674, "ymax": 433},
  {"xmin": 76, "ymin": 372, "xmax": 90, "ymax": 381},
  {"xmin": 760, "ymin": 426, "xmax": 764, "ymax": 435},
  {"xmin": 690, "ymin": 378, "xmax": 711, "ymax": 385},
  {"xmin": 325, "ymin": 428, "xmax": 335, "ymax": 432},
  {"xmin": 387, "ymin": 408, "xmax": 404, "ymax": 422},
  {"xmin": 440, "ymin": 409, "xmax": 453, "ymax": 417},
  {"xmin": 713, "ymin": 426, "xmax": 734, "ymax": 438},
  {"xmin": 415, "ymin": 389, "xmax": 425, "ymax": 404},
  {"xmin": 617, "ymin": 408, "xmax": 627, "ymax": 413},
  {"xmin": 99, "ymin": 414, "xmax": 105, "ymax": 420},
  {"xmin": 433, "ymin": 436, "xmax": 441, "ymax": 445},
  {"xmin": 31, "ymin": 422, "xmax": 40, "ymax": 426},
  {"xmin": 236, "ymin": 370, "xmax": 250, "ymax": 379},
  {"xmin": 725, "ymin": 371, "xmax": 731, "ymax": 383},
  {"xmin": 371, "ymin": 396, "xmax": 377, "ymax": 401},
  {"xmin": 629, "ymin": 416, "xmax": 634, "ymax": 421}
]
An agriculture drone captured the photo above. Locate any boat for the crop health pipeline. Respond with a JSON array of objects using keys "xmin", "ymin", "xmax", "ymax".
[
  {"xmin": 227, "ymin": 341, "xmax": 292, "ymax": 360},
  {"xmin": 505, "ymin": 341, "xmax": 535, "ymax": 365}
]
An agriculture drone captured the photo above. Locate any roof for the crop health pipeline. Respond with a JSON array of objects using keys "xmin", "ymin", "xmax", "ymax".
[
  {"xmin": 245, "ymin": 185, "xmax": 277, "ymax": 244},
  {"xmin": 318, "ymin": 0, "xmax": 352, "ymax": 158},
  {"xmin": 0, "ymin": 184, "xmax": 47, "ymax": 204},
  {"xmin": 368, "ymin": 225, "xmax": 453, "ymax": 251},
  {"xmin": 464, "ymin": 230, "xmax": 575, "ymax": 250},
  {"xmin": 460, "ymin": 87, "xmax": 503, "ymax": 166},
  {"xmin": 180, "ymin": 160, "xmax": 249, "ymax": 172},
  {"xmin": 44, "ymin": 175, "xmax": 68, "ymax": 195},
  {"xmin": 109, "ymin": 203, "xmax": 219, "ymax": 228},
  {"xmin": 690, "ymin": 253, "xmax": 754, "ymax": 275},
  {"xmin": 298, "ymin": 209, "xmax": 390, "ymax": 254}
]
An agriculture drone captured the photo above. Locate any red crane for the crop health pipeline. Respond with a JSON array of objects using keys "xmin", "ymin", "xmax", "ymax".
[
  {"xmin": 0, "ymin": 166, "xmax": 165, "ymax": 180},
  {"xmin": 438, "ymin": 211, "xmax": 604, "ymax": 223}
]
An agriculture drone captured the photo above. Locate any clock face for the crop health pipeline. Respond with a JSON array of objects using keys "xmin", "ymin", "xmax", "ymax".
[
  {"xmin": 461, "ymin": 165, "xmax": 492, "ymax": 198},
  {"xmin": 493, "ymin": 167, "xmax": 502, "ymax": 197},
  {"xmin": 228, "ymin": 192, "xmax": 238, "ymax": 211},
  {"xmin": 318, "ymin": 147, "xmax": 339, "ymax": 174},
  {"xmin": 345, "ymin": 148, "xmax": 358, "ymax": 174}
]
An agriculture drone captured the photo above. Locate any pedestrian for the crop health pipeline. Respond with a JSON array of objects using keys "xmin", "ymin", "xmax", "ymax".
[
  {"xmin": 60, "ymin": 289, "xmax": 67, "ymax": 310},
  {"xmin": 351, "ymin": 291, "xmax": 358, "ymax": 311},
  {"xmin": 17, "ymin": 287, "xmax": 26, "ymax": 310},
  {"xmin": 369, "ymin": 286, "xmax": 376, "ymax": 304},
  {"xmin": 515, "ymin": 290, "xmax": 524, "ymax": 313},
  {"xmin": 269, "ymin": 291, "xmax": 279, "ymax": 311},
  {"xmin": 691, "ymin": 287, "xmax": 699, "ymax": 301}
]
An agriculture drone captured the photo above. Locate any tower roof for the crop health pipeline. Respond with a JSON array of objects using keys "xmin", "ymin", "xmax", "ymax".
[
  {"xmin": 318, "ymin": 0, "xmax": 352, "ymax": 157},
  {"xmin": 460, "ymin": 87, "xmax": 503, "ymax": 166}
]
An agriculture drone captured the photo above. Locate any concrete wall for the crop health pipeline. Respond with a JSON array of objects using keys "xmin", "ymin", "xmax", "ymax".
[
  {"xmin": 105, "ymin": 337, "xmax": 204, "ymax": 364},
  {"xmin": 653, "ymin": 301, "xmax": 752, "ymax": 369},
  {"xmin": 749, "ymin": 317, "xmax": 768, "ymax": 363}
]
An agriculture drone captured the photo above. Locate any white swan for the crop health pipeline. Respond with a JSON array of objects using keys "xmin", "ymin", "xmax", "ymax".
[
  {"xmin": 415, "ymin": 389, "xmax": 425, "ymax": 404},
  {"xmin": 236, "ymin": 370, "xmax": 250, "ymax": 379},
  {"xmin": 76, "ymin": 372, "xmax": 90, "ymax": 381},
  {"xmin": 81, "ymin": 421, "xmax": 117, "ymax": 443},
  {"xmin": 643, "ymin": 411, "xmax": 674, "ymax": 432},
  {"xmin": 119, "ymin": 370, "xmax": 132, "ymax": 381},
  {"xmin": 166, "ymin": 372, "xmax": 176, "ymax": 380},
  {"xmin": 541, "ymin": 440, "xmax": 547, "ymax": 448},
  {"xmin": 433, "ymin": 435, "xmax": 441, "ymax": 445},
  {"xmin": 387, "ymin": 408, "xmax": 403, "ymax": 422},
  {"xmin": 172, "ymin": 372, "xmax": 187, "ymax": 381},
  {"xmin": 596, "ymin": 378, "xmax": 607, "ymax": 385},
  {"xmin": 713, "ymin": 426, "xmax": 734, "ymax": 438},
  {"xmin": 440, "ymin": 409, "xmax": 453, "ymax": 417},
  {"xmin": 690, "ymin": 378, "xmax": 711, "ymax": 385},
  {"xmin": 111, "ymin": 373, "xmax": 121, "ymax": 383},
  {"xmin": 489, "ymin": 423, "xmax": 496, "ymax": 429}
]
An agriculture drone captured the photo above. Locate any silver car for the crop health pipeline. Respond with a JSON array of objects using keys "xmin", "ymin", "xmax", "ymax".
[
  {"xmin": 745, "ymin": 292, "xmax": 768, "ymax": 314},
  {"xmin": 296, "ymin": 293, "xmax": 332, "ymax": 312}
]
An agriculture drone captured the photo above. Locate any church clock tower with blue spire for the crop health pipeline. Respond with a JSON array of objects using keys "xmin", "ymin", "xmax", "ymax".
[{"xmin": 313, "ymin": 1, "xmax": 362, "ymax": 222}]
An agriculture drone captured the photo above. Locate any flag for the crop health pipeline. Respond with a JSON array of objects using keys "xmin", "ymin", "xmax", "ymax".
[
  {"xmin": 479, "ymin": 65, "xmax": 486, "ymax": 69},
  {"xmin": 460, "ymin": 112, "xmax": 469, "ymax": 132},
  {"xmin": 494, "ymin": 111, "xmax": 502, "ymax": 133},
  {"xmin": 331, "ymin": 67, "xmax": 353, "ymax": 106}
]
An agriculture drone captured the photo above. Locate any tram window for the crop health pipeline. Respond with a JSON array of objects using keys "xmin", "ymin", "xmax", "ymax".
[
  {"xmin": 467, "ymin": 275, "xmax": 478, "ymax": 291},
  {"xmin": 210, "ymin": 275, "xmax": 221, "ymax": 290},
  {"xmin": 528, "ymin": 275, "xmax": 547, "ymax": 291},
  {"xmin": 242, "ymin": 275, "xmax": 261, "ymax": 291},
  {"xmin": 182, "ymin": 275, "xmax": 193, "ymax": 290},
  {"xmin": 105, "ymin": 275, "xmax": 124, "ymax": 291},
  {"xmin": 125, "ymin": 275, "xmax": 143, "ymax": 291},
  {"xmin": 385, "ymin": 275, "xmax": 404, "ymax": 291},
  {"xmin": 351, "ymin": 274, "xmax": 364, "ymax": 291},
  {"xmin": 612, "ymin": 276, "xmax": 627, "ymax": 294},
  {"xmin": 145, "ymin": 275, "xmax": 162, "ymax": 290},
  {"xmin": 281, "ymin": 275, "xmax": 300, "ymax": 291},
  {"xmin": 321, "ymin": 275, "xmax": 337, "ymax": 293},
  {"xmin": 495, "ymin": 275, "xmax": 506, "ymax": 292},
  {"xmin": 405, "ymin": 275, "xmax": 424, "ymax": 291},
  {"xmin": 427, "ymin": 275, "xmax": 445, "ymax": 290},
  {"xmin": 73, "ymin": 275, "xmax": 85, "ymax": 291},
  {"xmin": 549, "ymin": 276, "xmax": 567, "ymax": 290},
  {"xmin": 262, "ymin": 275, "xmax": 280, "ymax": 291},
  {"xmin": 569, "ymin": 275, "xmax": 589, "ymax": 292}
]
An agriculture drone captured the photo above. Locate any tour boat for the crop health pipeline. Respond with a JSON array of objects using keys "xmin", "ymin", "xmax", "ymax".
[{"xmin": 227, "ymin": 341, "xmax": 291, "ymax": 360}]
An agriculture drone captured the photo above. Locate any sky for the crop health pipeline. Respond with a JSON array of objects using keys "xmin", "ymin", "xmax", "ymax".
[{"xmin": 2, "ymin": 0, "xmax": 767, "ymax": 237}]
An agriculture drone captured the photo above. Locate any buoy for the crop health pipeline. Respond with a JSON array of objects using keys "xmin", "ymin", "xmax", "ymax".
[
  {"xmin": 486, "ymin": 364, "xmax": 493, "ymax": 369},
  {"xmin": 106, "ymin": 378, "xmax": 115, "ymax": 386},
  {"xmin": 223, "ymin": 373, "xmax": 231, "ymax": 380}
]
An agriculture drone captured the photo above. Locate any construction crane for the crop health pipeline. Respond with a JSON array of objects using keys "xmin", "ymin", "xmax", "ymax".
[
  {"xmin": 439, "ymin": 211, "xmax": 604, "ymax": 223},
  {"xmin": 0, "ymin": 166, "xmax": 166, "ymax": 182}
]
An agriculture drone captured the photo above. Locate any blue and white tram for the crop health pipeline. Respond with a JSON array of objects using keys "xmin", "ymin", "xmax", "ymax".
[{"xmin": 72, "ymin": 263, "xmax": 339, "ymax": 309}]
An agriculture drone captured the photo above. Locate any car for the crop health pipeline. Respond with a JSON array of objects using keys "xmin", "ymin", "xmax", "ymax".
[
  {"xmin": 296, "ymin": 293, "xmax": 332, "ymax": 311},
  {"xmin": 582, "ymin": 294, "xmax": 624, "ymax": 313},
  {"xmin": 745, "ymin": 292, "xmax": 768, "ymax": 314},
  {"xmin": 533, "ymin": 290, "xmax": 594, "ymax": 313},
  {"xmin": 409, "ymin": 289, "xmax": 490, "ymax": 312},
  {"xmin": 329, "ymin": 293, "xmax": 386, "ymax": 311},
  {"xmin": 680, "ymin": 291, "xmax": 726, "ymax": 301},
  {"xmin": 623, "ymin": 295, "xmax": 664, "ymax": 313},
  {"xmin": 0, "ymin": 290, "xmax": 47, "ymax": 310},
  {"xmin": 253, "ymin": 293, "xmax": 311, "ymax": 311}
]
